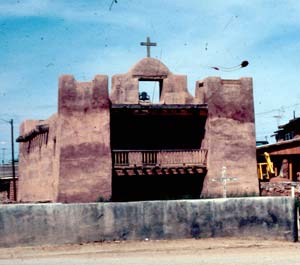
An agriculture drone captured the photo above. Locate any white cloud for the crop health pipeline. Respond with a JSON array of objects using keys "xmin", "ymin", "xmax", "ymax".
[
  {"xmin": 1, "ymin": 0, "xmax": 300, "ymax": 142},
  {"xmin": 0, "ymin": 0, "xmax": 151, "ymax": 30},
  {"xmin": 0, "ymin": 0, "xmax": 50, "ymax": 17}
]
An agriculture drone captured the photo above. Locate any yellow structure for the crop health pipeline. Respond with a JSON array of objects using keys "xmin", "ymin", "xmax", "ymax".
[{"xmin": 257, "ymin": 152, "xmax": 274, "ymax": 180}]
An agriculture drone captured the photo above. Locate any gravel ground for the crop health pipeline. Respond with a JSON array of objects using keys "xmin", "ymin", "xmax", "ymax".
[{"xmin": 0, "ymin": 238, "xmax": 300, "ymax": 265}]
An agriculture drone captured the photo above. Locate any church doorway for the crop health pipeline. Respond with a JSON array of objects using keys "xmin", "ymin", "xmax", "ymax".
[{"xmin": 112, "ymin": 172, "xmax": 206, "ymax": 202}]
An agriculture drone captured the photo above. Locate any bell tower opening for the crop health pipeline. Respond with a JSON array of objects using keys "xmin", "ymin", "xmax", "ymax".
[{"xmin": 138, "ymin": 80, "xmax": 162, "ymax": 103}]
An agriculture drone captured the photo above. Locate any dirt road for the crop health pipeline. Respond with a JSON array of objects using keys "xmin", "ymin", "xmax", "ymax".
[{"xmin": 0, "ymin": 238, "xmax": 300, "ymax": 265}]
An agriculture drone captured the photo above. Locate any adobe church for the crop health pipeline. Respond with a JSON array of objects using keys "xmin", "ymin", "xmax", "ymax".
[{"xmin": 17, "ymin": 39, "xmax": 259, "ymax": 202}]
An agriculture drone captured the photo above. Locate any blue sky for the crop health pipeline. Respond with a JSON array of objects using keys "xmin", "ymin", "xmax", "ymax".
[{"xmin": 1, "ymin": 0, "xmax": 300, "ymax": 161}]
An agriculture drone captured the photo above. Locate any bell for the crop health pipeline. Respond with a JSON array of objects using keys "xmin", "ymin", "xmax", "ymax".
[{"xmin": 139, "ymin": 91, "xmax": 150, "ymax": 101}]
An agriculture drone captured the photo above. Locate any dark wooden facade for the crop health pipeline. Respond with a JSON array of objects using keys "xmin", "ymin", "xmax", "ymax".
[
  {"xmin": 257, "ymin": 117, "xmax": 300, "ymax": 181},
  {"xmin": 111, "ymin": 104, "xmax": 208, "ymax": 201}
]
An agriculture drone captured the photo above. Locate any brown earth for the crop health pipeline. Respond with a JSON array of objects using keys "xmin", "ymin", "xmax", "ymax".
[{"xmin": 1, "ymin": 238, "xmax": 300, "ymax": 265}]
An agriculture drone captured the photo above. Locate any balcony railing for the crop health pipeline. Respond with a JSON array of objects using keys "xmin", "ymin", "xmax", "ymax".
[{"xmin": 112, "ymin": 149, "xmax": 207, "ymax": 167}]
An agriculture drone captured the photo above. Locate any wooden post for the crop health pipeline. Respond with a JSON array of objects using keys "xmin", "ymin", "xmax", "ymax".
[
  {"xmin": 291, "ymin": 186, "xmax": 295, "ymax": 198},
  {"xmin": 289, "ymin": 162, "xmax": 293, "ymax": 181}
]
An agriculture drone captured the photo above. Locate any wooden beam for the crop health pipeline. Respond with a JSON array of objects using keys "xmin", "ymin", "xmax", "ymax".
[{"xmin": 289, "ymin": 162, "xmax": 293, "ymax": 181}]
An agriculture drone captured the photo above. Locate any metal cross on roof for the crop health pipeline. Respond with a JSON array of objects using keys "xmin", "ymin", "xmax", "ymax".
[
  {"xmin": 140, "ymin": 37, "xmax": 157, "ymax": 57},
  {"xmin": 211, "ymin": 166, "xmax": 238, "ymax": 198}
]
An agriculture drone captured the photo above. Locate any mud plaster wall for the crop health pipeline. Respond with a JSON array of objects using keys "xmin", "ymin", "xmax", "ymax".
[
  {"xmin": 110, "ymin": 58, "xmax": 194, "ymax": 104},
  {"xmin": 17, "ymin": 58, "xmax": 259, "ymax": 202},
  {"xmin": 0, "ymin": 197, "xmax": 296, "ymax": 248},
  {"xmin": 57, "ymin": 75, "xmax": 112, "ymax": 202},
  {"xmin": 196, "ymin": 77, "xmax": 259, "ymax": 197},
  {"xmin": 18, "ymin": 75, "xmax": 112, "ymax": 203},
  {"xmin": 18, "ymin": 115, "xmax": 60, "ymax": 202}
]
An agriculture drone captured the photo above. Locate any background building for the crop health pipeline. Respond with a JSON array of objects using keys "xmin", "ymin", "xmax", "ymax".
[
  {"xmin": 0, "ymin": 162, "xmax": 18, "ymax": 202},
  {"xmin": 257, "ymin": 116, "xmax": 300, "ymax": 181}
]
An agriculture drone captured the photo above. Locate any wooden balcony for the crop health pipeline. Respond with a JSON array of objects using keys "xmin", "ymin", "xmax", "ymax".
[{"xmin": 112, "ymin": 149, "xmax": 207, "ymax": 168}]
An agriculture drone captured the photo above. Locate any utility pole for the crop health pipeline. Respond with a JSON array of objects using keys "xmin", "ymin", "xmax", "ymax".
[
  {"xmin": 10, "ymin": 119, "xmax": 17, "ymax": 201},
  {"xmin": 1, "ymin": 118, "xmax": 17, "ymax": 201}
]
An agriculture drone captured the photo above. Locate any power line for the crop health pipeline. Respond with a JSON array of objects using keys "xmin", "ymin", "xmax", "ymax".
[{"xmin": 256, "ymin": 102, "xmax": 300, "ymax": 116}]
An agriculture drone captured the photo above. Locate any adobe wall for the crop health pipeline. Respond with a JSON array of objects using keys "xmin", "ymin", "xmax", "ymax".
[
  {"xmin": 18, "ymin": 115, "xmax": 60, "ymax": 202},
  {"xmin": 110, "ymin": 57, "xmax": 194, "ymax": 104},
  {"xmin": 0, "ymin": 197, "xmax": 296, "ymax": 247},
  {"xmin": 196, "ymin": 77, "xmax": 259, "ymax": 197},
  {"xmin": 17, "ymin": 57, "xmax": 259, "ymax": 202},
  {"xmin": 18, "ymin": 75, "xmax": 112, "ymax": 203},
  {"xmin": 57, "ymin": 75, "xmax": 112, "ymax": 202}
]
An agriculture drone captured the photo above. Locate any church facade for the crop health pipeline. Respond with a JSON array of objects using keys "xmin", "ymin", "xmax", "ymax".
[{"xmin": 17, "ymin": 56, "xmax": 259, "ymax": 202}]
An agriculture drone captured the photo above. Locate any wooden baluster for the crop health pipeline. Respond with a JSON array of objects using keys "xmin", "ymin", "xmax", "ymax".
[
  {"xmin": 128, "ymin": 152, "xmax": 131, "ymax": 166},
  {"xmin": 138, "ymin": 152, "xmax": 142, "ymax": 165}
]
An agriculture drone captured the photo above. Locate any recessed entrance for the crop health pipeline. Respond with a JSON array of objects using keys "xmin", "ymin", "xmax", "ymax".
[{"xmin": 112, "ymin": 174, "xmax": 205, "ymax": 202}]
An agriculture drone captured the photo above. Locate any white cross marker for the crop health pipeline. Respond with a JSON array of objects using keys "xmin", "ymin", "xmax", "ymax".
[{"xmin": 212, "ymin": 166, "xmax": 237, "ymax": 198}]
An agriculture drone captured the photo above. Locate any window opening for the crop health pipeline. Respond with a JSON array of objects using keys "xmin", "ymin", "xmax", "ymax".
[{"xmin": 139, "ymin": 81, "xmax": 161, "ymax": 103}]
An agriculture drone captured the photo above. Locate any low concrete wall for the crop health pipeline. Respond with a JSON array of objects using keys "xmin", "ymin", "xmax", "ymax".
[{"xmin": 0, "ymin": 197, "xmax": 297, "ymax": 247}]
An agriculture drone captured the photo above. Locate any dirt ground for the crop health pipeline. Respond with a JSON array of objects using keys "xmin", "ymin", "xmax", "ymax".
[{"xmin": 0, "ymin": 238, "xmax": 300, "ymax": 265}]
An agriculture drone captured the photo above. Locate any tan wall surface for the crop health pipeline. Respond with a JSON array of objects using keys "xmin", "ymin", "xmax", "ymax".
[
  {"xmin": 110, "ymin": 58, "xmax": 194, "ymax": 104},
  {"xmin": 18, "ymin": 115, "xmax": 60, "ymax": 202},
  {"xmin": 197, "ymin": 77, "xmax": 259, "ymax": 197},
  {"xmin": 57, "ymin": 75, "xmax": 112, "ymax": 202}
]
